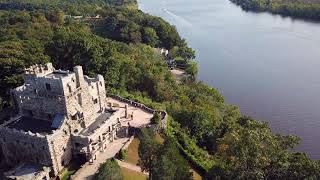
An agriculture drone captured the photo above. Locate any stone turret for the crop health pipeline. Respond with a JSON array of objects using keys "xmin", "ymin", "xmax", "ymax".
[{"xmin": 74, "ymin": 66, "xmax": 84, "ymax": 88}]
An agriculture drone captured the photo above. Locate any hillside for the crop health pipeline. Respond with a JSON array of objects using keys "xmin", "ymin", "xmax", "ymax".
[
  {"xmin": 0, "ymin": 0, "xmax": 320, "ymax": 179},
  {"xmin": 230, "ymin": 0, "xmax": 320, "ymax": 21}
]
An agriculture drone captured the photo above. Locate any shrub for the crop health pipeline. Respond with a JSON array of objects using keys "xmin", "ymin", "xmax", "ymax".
[
  {"xmin": 151, "ymin": 113, "xmax": 161, "ymax": 125},
  {"xmin": 118, "ymin": 149, "xmax": 127, "ymax": 160},
  {"xmin": 95, "ymin": 158, "xmax": 123, "ymax": 180}
]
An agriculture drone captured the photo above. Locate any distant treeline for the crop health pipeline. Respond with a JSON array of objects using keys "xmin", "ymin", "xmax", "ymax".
[
  {"xmin": 1, "ymin": 0, "xmax": 320, "ymax": 179},
  {"xmin": 230, "ymin": 0, "xmax": 320, "ymax": 21},
  {"xmin": 0, "ymin": 0, "xmax": 137, "ymax": 12}
]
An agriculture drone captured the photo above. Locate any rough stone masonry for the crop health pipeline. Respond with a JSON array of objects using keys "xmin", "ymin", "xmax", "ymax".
[{"xmin": 0, "ymin": 63, "xmax": 129, "ymax": 179}]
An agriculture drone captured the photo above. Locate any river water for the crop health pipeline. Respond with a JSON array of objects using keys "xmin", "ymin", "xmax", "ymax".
[{"xmin": 138, "ymin": 0, "xmax": 320, "ymax": 159}]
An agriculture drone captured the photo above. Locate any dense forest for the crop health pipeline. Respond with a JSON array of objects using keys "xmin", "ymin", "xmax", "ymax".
[
  {"xmin": 230, "ymin": 0, "xmax": 320, "ymax": 21},
  {"xmin": 0, "ymin": 0, "xmax": 320, "ymax": 179}
]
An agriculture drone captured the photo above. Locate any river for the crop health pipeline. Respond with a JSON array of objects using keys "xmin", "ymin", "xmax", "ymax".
[{"xmin": 138, "ymin": 0, "xmax": 320, "ymax": 159}]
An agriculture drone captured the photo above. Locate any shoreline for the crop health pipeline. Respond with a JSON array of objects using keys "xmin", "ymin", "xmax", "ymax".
[{"xmin": 229, "ymin": 0, "xmax": 320, "ymax": 22}]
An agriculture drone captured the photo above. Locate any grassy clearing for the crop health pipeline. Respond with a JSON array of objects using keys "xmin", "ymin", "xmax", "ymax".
[
  {"xmin": 121, "ymin": 167, "xmax": 147, "ymax": 180},
  {"xmin": 125, "ymin": 133, "xmax": 164, "ymax": 166},
  {"xmin": 125, "ymin": 138, "xmax": 140, "ymax": 165}
]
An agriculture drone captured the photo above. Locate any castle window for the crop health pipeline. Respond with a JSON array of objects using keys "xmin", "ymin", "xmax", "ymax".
[
  {"xmin": 68, "ymin": 85, "xmax": 72, "ymax": 93},
  {"xmin": 77, "ymin": 94, "xmax": 82, "ymax": 106},
  {"xmin": 34, "ymin": 89, "xmax": 38, "ymax": 94},
  {"xmin": 71, "ymin": 115, "xmax": 77, "ymax": 120},
  {"xmin": 45, "ymin": 83, "xmax": 51, "ymax": 91},
  {"xmin": 72, "ymin": 78, "xmax": 75, "ymax": 82},
  {"xmin": 100, "ymin": 82, "xmax": 102, "ymax": 86},
  {"xmin": 93, "ymin": 99, "xmax": 98, "ymax": 104}
]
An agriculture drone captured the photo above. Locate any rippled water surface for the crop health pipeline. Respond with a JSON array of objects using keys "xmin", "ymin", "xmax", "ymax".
[{"xmin": 138, "ymin": 0, "xmax": 320, "ymax": 159}]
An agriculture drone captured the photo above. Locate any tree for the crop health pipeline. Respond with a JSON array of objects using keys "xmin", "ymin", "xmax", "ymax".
[
  {"xmin": 94, "ymin": 158, "xmax": 123, "ymax": 180},
  {"xmin": 120, "ymin": 22, "xmax": 142, "ymax": 44},
  {"xmin": 45, "ymin": 10, "xmax": 64, "ymax": 25},
  {"xmin": 185, "ymin": 61, "xmax": 198, "ymax": 79},
  {"xmin": 138, "ymin": 128, "xmax": 161, "ymax": 172},
  {"xmin": 150, "ymin": 139, "xmax": 193, "ymax": 180},
  {"xmin": 142, "ymin": 27, "xmax": 159, "ymax": 47},
  {"xmin": 118, "ymin": 149, "xmax": 127, "ymax": 160},
  {"xmin": 151, "ymin": 113, "xmax": 161, "ymax": 125},
  {"xmin": 138, "ymin": 128, "xmax": 192, "ymax": 180}
]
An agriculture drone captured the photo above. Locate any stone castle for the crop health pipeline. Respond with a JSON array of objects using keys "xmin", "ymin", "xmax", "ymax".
[{"xmin": 0, "ymin": 63, "xmax": 142, "ymax": 179}]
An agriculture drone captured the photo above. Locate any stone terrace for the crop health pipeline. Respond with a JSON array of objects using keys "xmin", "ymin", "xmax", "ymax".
[{"xmin": 106, "ymin": 97, "xmax": 153, "ymax": 128}]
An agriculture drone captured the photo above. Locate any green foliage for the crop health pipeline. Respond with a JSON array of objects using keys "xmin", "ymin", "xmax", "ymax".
[
  {"xmin": 94, "ymin": 6, "xmax": 193, "ymax": 59},
  {"xmin": 166, "ymin": 116, "xmax": 216, "ymax": 172},
  {"xmin": 138, "ymin": 128, "xmax": 192, "ymax": 180},
  {"xmin": 185, "ymin": 61, "xmax": 198, "ymax": 79},
  {"xmin": 95, "ymin": 158, "xmax": 123, "ymax": 180},
  {"xmin": 203, "ymin": 116, "xmax": 320, "ymax": 179},
  {"xmin": 169, "ymin": 40, "xmax": 195, "ymax": 60},
  {"xmin": 0, "ymin": 1, "xmax": 319, "ymax": 179},
  {"xmin": 150, "ymin": 138, "xmax": 193, "ymax": 180},
  {"xmin": 142, "ymin": 27, "xmax": 159, "ymax": 47},
  {"xmin": 151, "ymin": 113, "xmax": 161, "ymax": 125},
  {"xmin": 118, "ymin": 149, "xmax": 127, "ymax": 160},
  {"xmin": 0, "ymin": 0, "xmax": 137, "ymax": 13},
  {"xmin": 138, "ymin": 128, "xmax": 161, "ymax": 172},
  {"xmin": 230, "ymin": 0, "xmax": 320, "ymax": 21}
]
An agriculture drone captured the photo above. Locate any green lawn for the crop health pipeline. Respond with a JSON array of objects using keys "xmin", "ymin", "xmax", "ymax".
[
  {"xmin": 121, "ymin": 167, "xmax": 147, "ymax": 180},
  {"xmin": 125, "ymin": 133, "xmax": 164, "ymax": 166},
  {"xmin": 125, "ymin": 138, "xmax": 140, "ymax": 165}
]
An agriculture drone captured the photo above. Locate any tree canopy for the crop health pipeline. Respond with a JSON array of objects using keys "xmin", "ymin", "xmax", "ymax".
[
  {"xmin": 0, "ymin": 1, "xmax": 319, "ymax": 179},
  {"xmin": 94, "ymin": 158, "xmax": 123, "ymax": 180},
  {"xmin": 230, "ymin": 0, "xmax": 320, "ymax": 21}
]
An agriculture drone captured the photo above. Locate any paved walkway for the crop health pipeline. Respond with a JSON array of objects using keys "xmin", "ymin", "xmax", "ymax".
[
  {"xmin": 106, "ymin": 98, "xmax": 153, "ymax": 128},
  {"xmin": 71, "ymin": 138, "xmax": 129, "ymax": 180},
  {"xmin": 71, "ymin": 98, "xmax": 154, "ymax": 180}
]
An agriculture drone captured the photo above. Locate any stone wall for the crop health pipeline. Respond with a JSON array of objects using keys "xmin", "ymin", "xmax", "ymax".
[
  {"xmin": 13, "ymin": 89, "xmax": 67, "ymax": 121},
  {"xmin": 65, "ymin": 67, "xmax": 107, "ymax": 133},
  {"xmin": 46, "ymin": 123, "xmax": 73, "ymax": 175},
  {"xmin": 0, "ymin": 127, "xmax": 52, "ymax": 169}
]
